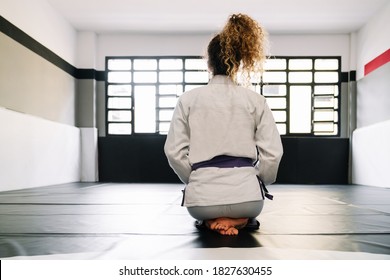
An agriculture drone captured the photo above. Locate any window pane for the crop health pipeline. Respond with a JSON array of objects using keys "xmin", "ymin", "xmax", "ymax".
[
  {"xmin": 314, "ymin": 96, "xmax": 335, "ymax": 108},
  {"xmin": 314, "ymin": 122, "xmax": 335, "ymax": 133},
  {"xmin": 159, "ymin": 59, "xmax": 183, "ymax": 70},
  {"xmin": 314, "ymin": 110, "xmax": 336, "ymax": 121},
  {"xmin": 107, "ymin": 97, "xmax": 132, "ymax": 109},
  {"xmin": 289, "ymin": 59, "xmax": 312, "ymax": 70},
  {"xmin": 108, "ymin": 59, "xmax": 131, "ymax": 70},
  {"xmin": 185, "ymin": 71, "xmax": 209, "ymax": 83},
  {"xmin": 263, "ymin": 85, "xmax": 287, "ymax": 96},
  {"xmin": 108, "ymin": 72, "xmax": 131, "ymax": 83},
  {"xmin": 266, "ymin": 97, "xmax": 286, "ymax": 109},
  {"xmin": 276, "ymin": 123, "xmax": 286, "ymax": 135},
  {"xmin": 159, "ymin": 71, "xmax": 183, "ymax": 83},
  {"xmin": 108, "ymin": 110, "xmax": 132, "ymax": 122},
  {"xmin": 264, "ymin": 59, "xmax": 286, "ymax": 70},
  {"xmin": 289, "ymin": 72, "xmax": 312, "ymax": 83},
  {"xmin": 159, "ymin": 85, "xmax": 183, "ymax": 96},
  {"xmin": 334, "ymin": 98, "xmax": 339, "ymax": 109},
  {"xmin": 314, "ymin": 72, "xmax": 339, "ymax": 83},
  {"xmin": 159, "ymin": 122, "xmax": 170, "ymax": 134},
  {"xmin": 108, "ymin": 123, "xmax": 132, "ymax": 135},
  {"xmin": 134, "ymin": 85, "xmax": 156, "ymax": 95},
  {"xmin": 271, "ymin": 111, "xmax": 287, "ymax": 122},
  {"xmin": 185, "ymin": 59, "xmax": 208, "ymax": 70},
  {"xmin": 289, "ymin": 86, "xmax": 312, "ymax": 133},
  {"xmin": 185, "ymin": 84, "xmax": 203, "ymax": 91},
  {"xmin": 314, "ymin": 85, "xmax": 338, "ymax": 96},
  {"xmin": 263, "ymin": 72, "xmax": 287, "ymax": 83},
  {"xmin": 315, "ymin": 59, "xmax": 339, "ymax": 70},
  {"xmin": 159, "ymin": 110, "xmax": 174, "ymax": 121},
  {"xmin": 133, "ymin": 59, "xmax": 157, "ymax": 70},
  {"xmin": 159, "ymin": 96, "xmax": 178, "ymax": 108},
  {"xmin": 108, "ymin": 85, "xmax": 131, "ymax": 96},
  {"xmin": 134, "ymin": 86, "xmax": 156, "ymax": 133},
  {"xmin": 133, "ymin": 72, "xmax": 157, "ymax": 83}
]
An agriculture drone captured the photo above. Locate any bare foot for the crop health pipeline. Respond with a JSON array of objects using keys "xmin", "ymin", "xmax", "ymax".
[
  {"xmin": 205, "ymin": 219, "xmax": 224, "ymax": 231},
  {"xmin": 214, "ymin": 217, "xmax": 248, "ymax": 229},
  {"xmin": 205, "ymin": 217, "xmax": 248, "ymax": 235},
  {"xmin": 219, "ymin": 227, "xmax": 239, "ymax": 235}
]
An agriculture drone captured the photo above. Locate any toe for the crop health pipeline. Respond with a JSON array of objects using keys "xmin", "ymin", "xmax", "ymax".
[{"xmin": 226, "ymin": 227, "xmax": 239, "ymax": 235}]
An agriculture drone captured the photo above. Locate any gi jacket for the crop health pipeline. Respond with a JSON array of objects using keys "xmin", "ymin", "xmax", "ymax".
[{"xmin": 164, "ymin": 75, "xmax": 283, "ymax": 207}]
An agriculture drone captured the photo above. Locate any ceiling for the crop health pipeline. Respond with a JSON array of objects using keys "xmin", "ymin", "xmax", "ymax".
[{"xmin": 47, "ymin": 0, "xmax": 389, "ymax": 34}]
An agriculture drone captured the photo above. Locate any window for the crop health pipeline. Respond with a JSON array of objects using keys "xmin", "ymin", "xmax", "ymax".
[
  {"xmin": 106, "ymin": 56, "xmax": 208, "ymax": 135},
  {"xmin": 260, "ymin": 57, "xmax": 341, "ymax": 135},
  {"xmin": 106, "ymin": 56, "xmax": 340, "ymax": 136}
]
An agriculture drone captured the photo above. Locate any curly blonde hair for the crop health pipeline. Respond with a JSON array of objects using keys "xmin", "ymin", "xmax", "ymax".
[{"xmin": 207, "ymin": 13, "xmax": 268, "ymax": 85}]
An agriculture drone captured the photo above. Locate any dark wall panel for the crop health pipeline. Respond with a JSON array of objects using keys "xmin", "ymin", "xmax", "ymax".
[
  {"xmin": 277, "ymin": 138, "xmax": 349, "ymax": 184},
  {"xmin": 98, "ymin": 136, "xmax": 349, "ymax": 184},
  {"xmin": 98, "ymin": 136, "xmax": 179, "ymax": 183}
]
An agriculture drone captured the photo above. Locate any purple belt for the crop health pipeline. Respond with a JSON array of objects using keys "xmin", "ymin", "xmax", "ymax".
[
  {"xmin": 190, "ymin": 155, "xmax": 273, "ymax": 200},
  {"xmin": 191, "ymin": 155, "xmax": 253, "ymax": 171}
]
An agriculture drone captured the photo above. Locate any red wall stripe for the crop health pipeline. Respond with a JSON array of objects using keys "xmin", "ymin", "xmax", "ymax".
[{"xmin": 364, "ymin": 48, "xmax": 390, "ymax": 76}]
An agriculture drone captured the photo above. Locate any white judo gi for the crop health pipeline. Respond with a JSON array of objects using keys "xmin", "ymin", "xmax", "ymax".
[{"xmin": 164, "ymin": 75, "xmax": 283, "ymax": 208}]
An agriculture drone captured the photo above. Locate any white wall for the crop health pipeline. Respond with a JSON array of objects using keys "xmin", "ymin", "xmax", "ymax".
[
  {"xmin": 96, "ymin": 33, "xmax": 351, "ymax": 70},
  {"xmin": 96, "ymin": 33, "xmax": 212, "ymax": 70},
  {"xmin": 270, "ymin": 34, "xmax": 351, "ymax": 72},
  {"xmin": 352, "ymin": 120, "xmax": 390, "ymax": 188},
  {"xmin": 356, "ymin": 1, "xmax": 390, "ymax": 80},
  {"xmin": 0, "ymin": 0, "xmax": 77, "ymax": 65},
  {"xmin": 76, "ymin": 31, "xmax": 97, "ymax": 69},
  {"xmin": 356, "ymin": 63, "xmax": 390, "ymax": 128},
  {"xmin": 0, "ymin": 0, "xmax": 83, "ymax": 190},
  {"xmin": 0, "ymin": 108, "xmax": 81, "ymax": 192}
]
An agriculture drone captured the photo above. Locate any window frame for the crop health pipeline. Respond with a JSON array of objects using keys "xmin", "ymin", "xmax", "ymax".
[
  {"xmin": 105, "ymin": 55, "xmax": 341, "ymax": 137},
  {"xmin": 262, "ymin": 56, "xmax": 341, "ymax": 136}
]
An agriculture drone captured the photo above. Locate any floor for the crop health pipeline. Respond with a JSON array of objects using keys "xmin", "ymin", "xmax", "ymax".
[{"xmin": 1, "ymin": 183, "xmax": 390, "ymax": 260}]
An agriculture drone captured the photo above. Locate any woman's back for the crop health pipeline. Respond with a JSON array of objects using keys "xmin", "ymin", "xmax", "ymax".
[{"xmin": 179, "ymin": 75, "xmax": 266, "ymax": 165}]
